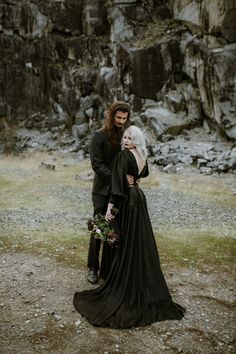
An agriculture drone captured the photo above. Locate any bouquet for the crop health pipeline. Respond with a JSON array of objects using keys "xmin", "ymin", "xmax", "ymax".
[{"xmin": 87, "ymin": 207, "xmax": 119, "ymax": 247}]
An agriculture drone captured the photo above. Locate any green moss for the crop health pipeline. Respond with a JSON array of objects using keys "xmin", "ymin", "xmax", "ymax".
[
  {"xmin": 143, "ymin": 172, "xmax": 236, "ymax": 209},
  {"xmin": 132, "ymin": 19, "xmax": 185, "ymax": 48},
  {"xmin": 1, "ymin": 153, "xmax": 235, "ymax": 274},
  {"xmin": 0, "ymin": 231, "xmax": 89, "ymax": 269},
  {"xmin": 156, "ymin": 230, "xmax": 236, "ymax": 269},
  {"xmin": 1, "ymin": 224, "xmax": 234, "ymax": 272},
  {"xmin": 0, "ymin": 176, "xmax": 12, "ymax": 187},
  {"xmin": 0, "ymin": 159, "xmax": 92, "ymax": 209}
]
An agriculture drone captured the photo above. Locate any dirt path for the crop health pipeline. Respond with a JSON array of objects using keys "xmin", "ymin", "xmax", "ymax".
[
  {"xmin": 0, "ymin": 152, "xmax": 235, "ymax": 354},
  {"xmin": 0, "ymin": 253, "xmax": 234, "ymax": 354}
]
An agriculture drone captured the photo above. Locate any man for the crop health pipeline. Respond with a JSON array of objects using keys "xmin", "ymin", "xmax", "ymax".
[{"xmin": 87, "ymin": 101, "xmax": 131, "ymax": 284}]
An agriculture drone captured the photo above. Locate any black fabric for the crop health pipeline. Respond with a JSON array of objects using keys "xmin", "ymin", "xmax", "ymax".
[
  {"xmin": 87, "ymin": 127, "xmax": 123, "ymax": 275},
  {"xmin": 74, "ymin": 149, "xmax": 185, "ymax": 328},
  {"xmin": 87, "ymin": 194, "xmax": 114, "ymax": 278},
  {"xmin": 90, "ymin": 128, "xmax": 123, "ymax": 196}
]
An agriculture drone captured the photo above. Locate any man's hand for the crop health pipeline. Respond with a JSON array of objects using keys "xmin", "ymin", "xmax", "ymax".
[
  {"xmin": 127, "ymin": 175, "xmax": 134, "ymax": 185},
  {"xmin": 127, "ymin": 175, "xmax": 141, "ymax": 185}
]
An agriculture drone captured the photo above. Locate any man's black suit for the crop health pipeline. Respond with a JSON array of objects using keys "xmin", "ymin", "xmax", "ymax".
[{"xmin": 88, "ymin": 128, "xmax": 122, "ymax": 278}]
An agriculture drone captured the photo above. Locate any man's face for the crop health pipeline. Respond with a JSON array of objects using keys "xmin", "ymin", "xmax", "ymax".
[{"xmin": 114, "ymin": 111, "xmax": 129, "ymax": 128}]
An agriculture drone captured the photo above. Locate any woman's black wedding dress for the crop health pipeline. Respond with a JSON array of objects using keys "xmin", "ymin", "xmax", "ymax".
[{"xmin": 73, "ymin": 149, "xmax": 185, "ymax": 328}]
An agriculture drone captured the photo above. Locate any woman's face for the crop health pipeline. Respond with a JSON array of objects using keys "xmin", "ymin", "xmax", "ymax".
[{"xmin": 123, "ymin": 131, "xmax": 135, "ymax": 149}]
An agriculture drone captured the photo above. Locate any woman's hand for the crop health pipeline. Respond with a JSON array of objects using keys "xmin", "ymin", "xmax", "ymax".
[{"xmin": 105, "ymin": 203, "xmax": 115, "ymax": 221}]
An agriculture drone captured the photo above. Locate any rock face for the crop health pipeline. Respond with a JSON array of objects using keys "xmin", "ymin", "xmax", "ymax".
[
  {"xmin": 129, "ymin": 40, "xmax": 181, "ymax": 100},
  {"xmin": 169, "ymin": 0, "xmax": 236, "ymax": 138},
  {"xmin": 0, "ymin": 0, "xmax": 109, "ymax": 131},
  {"xmin": 170, "ymin": 0, "xmax": 236, "ymax": 43},
  {"xmin": 0, "ymin": 0, "xmax": 235, "ymax": 148}
]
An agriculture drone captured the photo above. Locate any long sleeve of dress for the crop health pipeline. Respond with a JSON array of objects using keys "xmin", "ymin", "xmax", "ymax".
[{"xmin": 109, "ymin": 151, "xmax": 128, "ymax": 206}]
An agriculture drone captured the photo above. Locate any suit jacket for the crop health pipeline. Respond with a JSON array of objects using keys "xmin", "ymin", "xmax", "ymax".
[{"xmin": 90, "ymin": 129, "xmax": 122, "ymax": 196}]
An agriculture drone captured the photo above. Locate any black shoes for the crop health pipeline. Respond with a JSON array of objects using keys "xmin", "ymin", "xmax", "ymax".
[{"xmin": 87, "ymin": 270, "xmax": 98, "ymax": 284}]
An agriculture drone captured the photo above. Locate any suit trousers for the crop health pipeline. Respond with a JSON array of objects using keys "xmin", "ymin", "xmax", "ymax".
[{"xmin": 87, "ymin": 193, "xmax": 110, "ymax": 275}]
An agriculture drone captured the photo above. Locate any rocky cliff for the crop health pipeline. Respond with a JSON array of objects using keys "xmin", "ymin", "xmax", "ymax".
[{"xmin": 0, "ymin": 0, "xmax": 235, "ymax": 150}]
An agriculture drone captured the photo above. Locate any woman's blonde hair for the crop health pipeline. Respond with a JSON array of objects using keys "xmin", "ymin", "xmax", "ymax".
[{"xmin": 122, "ymin": 126, "xmax": 148, "ymax": 160}]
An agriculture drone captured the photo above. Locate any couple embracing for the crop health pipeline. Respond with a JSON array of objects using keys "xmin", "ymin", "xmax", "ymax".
[{"xmin": 73, "ymin": 101, "xmax": 185, "ymax": 329}]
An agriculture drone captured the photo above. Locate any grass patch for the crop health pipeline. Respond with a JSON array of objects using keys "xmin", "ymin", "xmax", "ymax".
[
  {"xmin": 133, "ymin": 19, "xmax": 184, "ymax": 48},
  {"xmin": 0, "ymin": 176, "xmax": 12, "ymax": 188},
  {"xmin": 1, "ymin": 152, "xmax": 235, "ymax": 273},
  {"xmin": 0, "ymin": 154, "xmax": 92, "ymax": 209},
  {"xmin": 0, "ymin": 230, "xmax": 89, "ymax": 269},
  {"xmin": 1, "ymin": 225, "xmax": 235, "ymax": 272},
  {"xmin": 143, "ymin": 171, "xmax": 236, "ymax": 208},
  {"xmin": 140, "ymin": 170, "xmax": 235, "ymax": 215},
  {"xmin": 156, "ymin": 230, "xmax": 236, "ymax": 269}
]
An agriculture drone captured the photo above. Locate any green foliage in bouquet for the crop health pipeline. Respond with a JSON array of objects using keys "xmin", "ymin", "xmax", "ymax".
[{"xmin": 87, "ymin": 207, "xmax": 119, "ymax": 247}]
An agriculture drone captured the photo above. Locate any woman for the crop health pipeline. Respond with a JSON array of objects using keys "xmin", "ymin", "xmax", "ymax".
[{"xmin": 73, "ymin": 126, "xmax": 185, "ymax": 328}]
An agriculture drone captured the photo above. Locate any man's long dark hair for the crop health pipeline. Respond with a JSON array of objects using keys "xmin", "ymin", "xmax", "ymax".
[{"xmin": 102, "ymin": 101, "xmax": 131, "ymax": 147}]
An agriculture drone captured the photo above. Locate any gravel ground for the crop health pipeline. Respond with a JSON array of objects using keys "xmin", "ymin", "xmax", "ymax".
[
  {"xmin": 144, "ymin": 188, "xmax": 236, "ymax": 228},
  {"xmin": 1, "ymin": 185, "xmax": 235, "ymax": 232},
  {"xmin": 0, "ymin": 154, "xmax": 235, "ymax": 354}
]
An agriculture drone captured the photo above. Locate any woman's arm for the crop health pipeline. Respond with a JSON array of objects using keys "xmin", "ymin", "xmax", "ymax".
[{"xmin": 105, "ymin": 151, "xmax": 128, "ymax": 219}]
